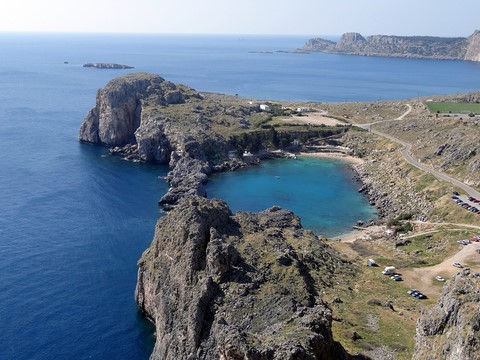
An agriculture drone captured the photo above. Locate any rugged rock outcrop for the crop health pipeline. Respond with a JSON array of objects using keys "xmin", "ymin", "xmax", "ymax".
[
  {"xmin": 303, "ymin": 31, "xmax": 480, "ymax": 61},
  {"xmin": 465, "ymin": 31, "xmax": 480, "ymax": 62},
  {"xmin": 136, "ymin": 196, "xmax": 369, "ymax": 360},
  {"xmin": 79, "ymin": 73, "xmax": 349, "ymax": 209},
  {"xmin": 83, "ymin": 63, "xmax": 134, "ymax": 69},
  {"xmin": 413, "ymin": 270, "xmax": 480, "ymax": 360},
  {"xmin": 78, "ymin": 73, "xmax": 196, "ymax": 147},
  {"xmin": 78, "ymin": 73, "xmax": 234, "ymax": 208}
]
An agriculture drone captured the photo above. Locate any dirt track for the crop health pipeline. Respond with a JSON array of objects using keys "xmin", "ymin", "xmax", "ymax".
[
  {"xmin": 401, "ymin": 241, "xmax": 480, "ymax": 296},
  {"xmin": 283, "ymin": 112, "xmax": 345, "ymax": 126}
]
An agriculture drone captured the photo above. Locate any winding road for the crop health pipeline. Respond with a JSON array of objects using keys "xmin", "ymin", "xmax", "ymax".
[{"xmin": 356, "ymin": 104, "xmax": 480, "ymax": 199}]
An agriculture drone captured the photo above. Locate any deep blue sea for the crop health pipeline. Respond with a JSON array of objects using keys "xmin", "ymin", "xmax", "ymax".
[{"xmin": 0, "ymin": 33, "xmax": 479, "ymax": 360}]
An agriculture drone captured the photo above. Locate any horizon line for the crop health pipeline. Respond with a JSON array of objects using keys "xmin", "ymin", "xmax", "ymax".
[{"xmin": 0, "ymin": 30, "xmax": 475, "ymax": 38}]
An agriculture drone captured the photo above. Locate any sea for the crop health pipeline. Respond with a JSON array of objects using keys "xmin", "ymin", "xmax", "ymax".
[{"xmin": 1, "ymin": 33, "xmax": 479, "ymax": 360}]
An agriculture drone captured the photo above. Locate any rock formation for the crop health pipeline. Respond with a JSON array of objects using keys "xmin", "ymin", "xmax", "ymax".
[
  {"xmin": 303, "ymin": 31, "xmax": 480, "ymax": 61},
  {"xmin": 83, "ymin": 63, "xmax": 134, "ymax": 69},
  {"xmin": 413, "ymin": 270, "xmax": 480, "ymax": 360},
  {"xmin": 79, "ymin": 73, "xmax": 347, "ymax": 209},
  {"xmin": 465, "ymin": 31, "xmax": 480, "ymax": 62},
  {"xmin": 135, "ymin": 196, "xmax": 369, "ymax": 360},
  {"xmin": 79, "ymin": 73, "xmax": 197, "ymax": 147},
  {"xmin": 78, "ymin": 73, "xmax": 227, "ymax": 208}
]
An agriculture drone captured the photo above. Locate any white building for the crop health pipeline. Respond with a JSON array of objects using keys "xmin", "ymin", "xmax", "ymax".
[{"xmin": 297, "ymin": 107, "xmax": 311, "ymax": 113}]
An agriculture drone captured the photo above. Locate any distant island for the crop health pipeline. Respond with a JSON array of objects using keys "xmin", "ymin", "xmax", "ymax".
[
  {"xmin": 302, "ymin": 30, "xmax": 480, "ymax": 61},
  {"xmin": 83, "ymin": 63, "xmax": 134, "ymax": 69}
]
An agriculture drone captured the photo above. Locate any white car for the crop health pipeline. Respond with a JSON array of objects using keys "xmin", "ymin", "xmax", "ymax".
[
  {"xmin": 435, "ymin": 276, "xmax": 446, "ymax": 282},
  {"xmin": 452, "ymin": 262, "xmax": 464, "ymax": 268}
]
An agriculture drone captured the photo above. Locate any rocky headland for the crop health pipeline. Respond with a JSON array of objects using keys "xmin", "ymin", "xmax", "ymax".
[
  {"xmin": 79, "ymin": 73, "xmax": 347, "ymax": 210},
  {"xmin": 135, "ymin": 196, "xmax": 369, "ymax": 360},
  {"xmin": 414, "ymin": 270, "xmax": 480, "ymax": 360},
  {"xmin": 83, "ymin": 63, "xmax": 134, "ymax": 69},
  {"xmin": 303, "ymin": 31, "xmax": 480, "ymax": 61},
  {"xmin": 80, "ymin": 74, "xmax": 480, "ymax": 359}
]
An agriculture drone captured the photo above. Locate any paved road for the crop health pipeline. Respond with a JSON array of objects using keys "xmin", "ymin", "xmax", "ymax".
[{"xmin": 356, "ymin": 104, "xmax": 480, "ymax": 199}]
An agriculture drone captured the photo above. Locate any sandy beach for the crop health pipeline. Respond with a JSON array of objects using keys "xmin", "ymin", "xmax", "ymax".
[
  {"xmin": 330, "ymin": 229, "xmax": 364, "ymax": 242},
  {"xmin": 299, "ymin": 152, "xmax": 365, "ymax": 165}
]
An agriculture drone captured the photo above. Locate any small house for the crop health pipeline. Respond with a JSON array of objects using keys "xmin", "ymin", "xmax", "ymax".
[{"xmin": 296, "ymin": 107, "xmax": 311, "ymax": 113}]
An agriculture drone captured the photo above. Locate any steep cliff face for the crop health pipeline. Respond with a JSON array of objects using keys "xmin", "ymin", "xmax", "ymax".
[
  {"xmin": 78, "ymin": 73, "xmax": 194, "ymax": 146},
  {"xmin": 136, "ymin": 196, "xmax": 368, "ymax": 360},
  {"xmin": 465, "ymin": 31, "xmax": 480, "ymax": 61},
  {"xmin": 303, "ymin": 31, "xmax": 480, "ymax": 61},
  {"xmin": 79, "ymin": 73, "xmax": 349, "ymax": 209},
  {"xmin": 78, "ymin": 73, "xmax": 237, "ymax": 208},
  {"xmin": 413, "ymin": 270, "xmax": 480, "ymax": 360},
  {"xmin": 335, "ymin": 33, "xmax": 366, "ymax": 53}
]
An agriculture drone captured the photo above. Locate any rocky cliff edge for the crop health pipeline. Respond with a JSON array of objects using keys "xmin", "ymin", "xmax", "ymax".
[
  {"xmin": 135, "ymin": 196, "xmax": 369, "ymax": 360},
  {"xmin": 304, "ymin": 31, "xmax": 480, "ymax": 61},
  {"xmin": 413, "ymin": 270, "xmax": 480, "ymax": 360},
  {"xmin": 78, "ymin": 73, "xmax": 256, "ymax": 209}
]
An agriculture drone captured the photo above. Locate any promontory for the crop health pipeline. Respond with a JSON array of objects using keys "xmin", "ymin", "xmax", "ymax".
[
  {"xmin": 80, "ymin": 73, "xmax": 480, "ymax": 360},
  {"xmin": 303, "ymin": 30, "xmax": 480, "ymax": 61}
]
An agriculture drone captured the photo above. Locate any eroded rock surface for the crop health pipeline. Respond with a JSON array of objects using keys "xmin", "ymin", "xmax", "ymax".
[
  {"xmin": 304, "ymin": 31, "xmax": 480, "ymax": 61},
  {"xmin": 79, "ymin": 73, "xmax": 198, "ymax": 147},
  {"xmin": 414, "ymin": 270, "xmax": 480, "ymax": 360},
  {"xmin": 136, "ymin": 196, "xmax": 369, "ymax": 360}
]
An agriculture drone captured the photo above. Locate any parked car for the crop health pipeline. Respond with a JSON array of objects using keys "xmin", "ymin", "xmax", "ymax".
[
  {"xmin": 451, "ymin": 196, "xmax": 459, "ymax": 200},
  {"xmin": 452, "ymin": 262, "xmax": 464, "ymax": 268},
  {"xmin": 408, "ymin": 289, "xmax": 427, "ymax": 299},
  {"xmin": 457, "ymin": 240, "xmax": 471, "ymax": 245},
  {"xmin": 367, "ymin": 259, "xmax": 378, "ymax": 267},
  {"xmin": 453, "ymin": 191, "xmax": 460, "ymax": 196},
  {"xmin": 390, "ymin": 275, "xmax": 402, "ymax": 281},
  {"xmin": 382, "ymin": 266, "xmax": 396, "ymax": 275},
  {"xmin": 468, "ymin": 196, "xmax": 475, "ymax": 201},
  {"xmin": 435, "ymin": 276, "xmax": 446, "ymax": 282}
]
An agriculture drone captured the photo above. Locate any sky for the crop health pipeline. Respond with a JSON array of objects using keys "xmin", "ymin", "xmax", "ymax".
[{"xmin": 1, "ymin": 0, "xmax": 478, "ymax": 37}]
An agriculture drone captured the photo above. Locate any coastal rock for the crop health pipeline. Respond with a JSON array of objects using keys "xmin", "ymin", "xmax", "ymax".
[
  {"xmin": 465, "ymin": 30, "xmax": 480, "ymax": 62},
  {"xmin": 335, "ymin": 33, "xmax": 366, "ymax": 53},
  {"xmin": 303, "ymin": 31, "xmax": 480, "ymax": 61},
  {"xmin": 78, "ymin": 73, "xmax": 349, "ymax": 209},
  {"xmin": 83, "ymin": 63, "xmax": 134, "ymax": 69},
  {"xmin": 413, "ymin": 270, "xmax": 480, "ymax": 360},
  {"xmin": 135, "ymin": 196, "xmax": 369, "ymax": 360},
  {"xmin": 78, "ymin": 73, "xmax": 196, "ymax": 146}
]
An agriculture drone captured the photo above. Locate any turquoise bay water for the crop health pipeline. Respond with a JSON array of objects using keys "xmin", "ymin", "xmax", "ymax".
[
  {"xmin": 207, "ymin": 158, "xmax": 376, "ymax": 237},
  {"xmin": 0, "ymin": 33, "xmax": 478, "ymax": 359}
]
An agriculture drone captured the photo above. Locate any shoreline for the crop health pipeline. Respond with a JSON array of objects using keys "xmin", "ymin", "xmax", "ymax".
[
  {"xmin": 298, "ymin": 151, "xmax": 365, "ymax": 165},
  {"xmin": 330, "ymin": 228, "xmax": 363, "ymax": 243}
]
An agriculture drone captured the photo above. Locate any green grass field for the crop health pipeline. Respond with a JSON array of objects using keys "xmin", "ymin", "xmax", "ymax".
[{"xmin": 426, "ymin": 102, "xmax": 480, "ymax": 114}]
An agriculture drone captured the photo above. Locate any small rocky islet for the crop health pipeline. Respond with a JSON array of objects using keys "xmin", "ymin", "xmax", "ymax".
[
  {"xmin": 79, "ymin": 73, "xmax": 480, "ymax": 359},
  {"xmin": 83, "ymin": 62, "xmax": 134, "ymax": 69}
]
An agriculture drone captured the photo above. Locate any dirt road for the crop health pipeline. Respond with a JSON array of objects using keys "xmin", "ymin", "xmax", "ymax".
[
  {"xmin": 401, "ymin": 241, "xmax": 480, "ymax": 297},
  {"xmin": 355, "ymin": 104, "xmax": 480, "ymax": 199}
]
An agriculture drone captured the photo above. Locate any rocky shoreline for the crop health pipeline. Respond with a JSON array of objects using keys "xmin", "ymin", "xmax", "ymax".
[
  {"xmin": 78, "ymin": 72, "xmax": 434, "ymax": 226},
  {"xmin": 83, "ymin": 62, "xmax": 134, "ymax": 69},
  {"xmin": 78, "ymin": 73, "xmax": 351, "ymax": 212},
  {"xmin": 302, "ymin": 30, "xmax": 480, "ymax": 62},
  {"xmin": 79, "ymin": 73, "xmax": 480, "ymax": 359},
  {"xmin": 135, "ymin": 196, "xmax": 370, "ymax": 360}
]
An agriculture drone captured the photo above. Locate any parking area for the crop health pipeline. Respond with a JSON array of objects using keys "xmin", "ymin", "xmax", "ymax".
[{"xmin": 451, "ymin": 193, "xmax": 480, "ymax": 214}]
